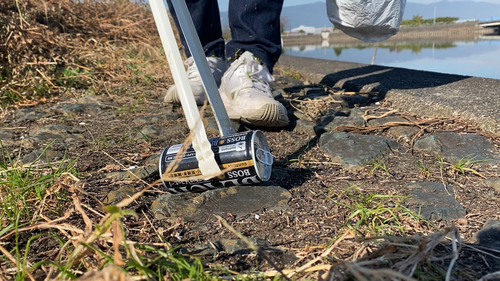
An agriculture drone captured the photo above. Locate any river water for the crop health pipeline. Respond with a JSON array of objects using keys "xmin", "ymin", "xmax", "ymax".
[{"xmin": 283, "ymin": 36, "xmax": 500, "ymax": 80}]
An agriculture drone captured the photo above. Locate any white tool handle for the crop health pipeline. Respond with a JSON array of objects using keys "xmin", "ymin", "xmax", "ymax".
[
  {"xmin": 149, "ymin": 0, "xmax": 221, "ymax": 176},
  {"xmin": 170, "ymin": 0, "xmax": 235, "ymax": 137}
]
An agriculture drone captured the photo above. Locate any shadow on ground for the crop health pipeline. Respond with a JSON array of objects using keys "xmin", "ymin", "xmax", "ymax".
[{"xmin": 319, "ymin": 64, "xmax": 470, "ymax": 101}]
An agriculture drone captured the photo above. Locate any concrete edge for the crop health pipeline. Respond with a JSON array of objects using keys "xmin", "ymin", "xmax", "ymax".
[{"xmin": 277, "ymin": 55, "xmax": 500, "ymax": 134}]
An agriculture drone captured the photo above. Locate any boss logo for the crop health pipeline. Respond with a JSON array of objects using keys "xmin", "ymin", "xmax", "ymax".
[
  {"xmin": 227, "ymin": 168, "xmax": 251, "ymax": 179},
  {"xmin": 168, "ymin": 174, "xmax": 261, "ymax": 193},
  {"xmin": 224, "ymin": 134, "xmax": 247, "ymax": 144}
]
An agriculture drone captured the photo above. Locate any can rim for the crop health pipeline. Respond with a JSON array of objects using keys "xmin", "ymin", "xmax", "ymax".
[
  {"xmin": 159, "ymin": 147, "xmax": 168, "ymax": 189},
  {"xmin": 251, "ymin": 130, "xmax": 272, "ymax": 181}
]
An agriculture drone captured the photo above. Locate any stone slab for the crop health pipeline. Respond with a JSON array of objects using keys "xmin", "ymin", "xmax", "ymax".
[
  {"xmin": 413, "ymin": 132, "xmax": 500, "ymax": 165},
  {"xmin": 319, "ymin": 132, "xmax": 401, "ymax": 170},
  {"xmin": 179, "ymin": 238, "xmax": 283, "ymax": 256},
  {"xmin": 404, "ymin": 182, "xmax": 466, "ymax": 222},
  {"xmin": 152, "ymin": 185, "xmax": 291, "ymax": 222},
  {"xmin": 475, "ymin": 220, "xmax": 500, "ymax": 249}
]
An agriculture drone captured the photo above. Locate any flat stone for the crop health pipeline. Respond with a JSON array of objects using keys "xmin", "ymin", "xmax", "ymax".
[
  {"xmin": 203, "ymin": 117, "xmax": 221, "ymax": 136},
  {"xmin": 103, "ymin": 186, "xmax": 137, "ymax": 205},
  {"xmin": 404, "ymin": 182, "xmax": 466, "ymax": 222},
  {"xmin": 303, "ymin": 87, "xmax": 326, "ymax": 98},
  {"xmin": 319, "ymin": 132, "xmax": 402, "ymax": 170},
  {"xmin": 14, "ymin": 108, "xmax": 51, "ymax": 123},
  {"xmin": 145, "ymin": 154, "xmax": 161, "ymax": 167},
  {"xmin": 475, "ymin": 220, "xmax": 500, "ymax": 249},
  {"xmin": 179, "ymin": 238, "xmax": 283, "ymax": 256},
  {"xmin": 106, "ymin": 166, "xmax": 158, "ymax": 181},
  {"xmin": 367, "ymin": 115, "xmax": 408, "ymax": 126},
  {"xmin": 21, "ymin": 149, "xmax": 64, "ymax": 164},
  {"xmin": 294, "ymin": 118, "xmax": 317, "ymax": 136},
  {"xmin": 29, "ymin": 124, "xmax": 84, "ymax": 142},
  {"xmin": 138, "ymin": 125, "xmax": 169, "ymax": 139},
  {"xmin": 49, "ymin": 103, "xmax": 102, "ymax": 117},
  {"xmin": 76, "ymin": 95, "xmax": 110, "ymax": 105},
  {"xmin": 0, "ymin": 130, "xmax": 15, "ymax": 146},
  {"xmin": 413, "ymin": 132, "xmax": 500, "ymax": 165},
  {"xmin": 413, "ymin": 135, "xmax": 442, "ymax": 154},
  {"xmin": 484, "ymin": 178, "xmax": 500, "ymax": 192},
  {"xmin": 322, "ymin": 108, "xmax": 366, "ymax": 132},
  {"xmin": 132, "ymin": 113, "xmax": 182, "ymax": 126},
  {"xmin": 151, "ymin": 184, "xmax": 291, "ymax": 222},
  {"xmin": 387, "ymin": 126, "xmax": 420, "ymax": 142}
]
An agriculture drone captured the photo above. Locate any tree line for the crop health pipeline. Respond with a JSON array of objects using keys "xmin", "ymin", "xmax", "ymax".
[{"xmin": 401, "ymin": 15, "xmax": 460, "ymax": 26}]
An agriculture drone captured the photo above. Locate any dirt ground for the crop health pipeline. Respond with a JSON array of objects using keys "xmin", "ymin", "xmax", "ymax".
[
  {"xmin": 2, "ymin": 0, "xmax": 500, "ymax": 279},
  {"xmin": 2, "ymin": 72, "xmax": 500, "ymax": 280}
]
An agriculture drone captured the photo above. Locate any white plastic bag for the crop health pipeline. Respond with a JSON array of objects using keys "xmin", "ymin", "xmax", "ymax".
[{"xmin": 327, "ymin": 0, "xmax": 406, "ymax": 43}]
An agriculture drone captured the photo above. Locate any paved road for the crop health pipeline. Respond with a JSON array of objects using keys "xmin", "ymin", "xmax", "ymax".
[{"xmin": 278, "ymin": 55, "xmax": 500, "ymax": 134}]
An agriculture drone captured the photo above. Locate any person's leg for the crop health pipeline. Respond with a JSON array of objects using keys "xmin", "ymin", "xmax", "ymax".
[
  {"xmin": 166, "ymin": 0, "xmax": 225, "ymax": 58},
  {"xmin": 164, "ymin": 0, "xmax": 228, "ymax": 105},
  {"xmin": 225, "ymin": 0, "xmax": 284, "ymax": 73},
  {"xmin": 219, "ymin": 0, "xmax": 289, "ymax": 127}
]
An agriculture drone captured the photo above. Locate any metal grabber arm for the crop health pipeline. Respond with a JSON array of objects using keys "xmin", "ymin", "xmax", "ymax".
[{"xmin": 148, "ymin": 0, "xmax": 235, "ymax": 177}]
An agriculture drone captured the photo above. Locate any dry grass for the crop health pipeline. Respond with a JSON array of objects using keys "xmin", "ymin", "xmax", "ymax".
[{"xmin": 0, "ymin": 0, "xmax": 175, "ymax": 108}]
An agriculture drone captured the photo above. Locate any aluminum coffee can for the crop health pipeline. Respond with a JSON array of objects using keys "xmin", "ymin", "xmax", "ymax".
[{"xmin": 159, "ymin": 130, "xmax": 273, "ymax": 193}]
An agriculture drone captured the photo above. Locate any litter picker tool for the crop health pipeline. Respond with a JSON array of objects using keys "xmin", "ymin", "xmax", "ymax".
[{"xmin": 149, "ymin": 0, "xmax": 273, "ymax": 193}]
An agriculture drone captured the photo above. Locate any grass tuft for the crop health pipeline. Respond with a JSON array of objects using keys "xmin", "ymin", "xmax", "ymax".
[{"xmin": 327, "ymin": 185, "xmax": 431, "ymax": 237}]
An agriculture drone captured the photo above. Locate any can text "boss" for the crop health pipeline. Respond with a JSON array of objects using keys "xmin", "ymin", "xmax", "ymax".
[{"xmin": 227, "ymin": 168, "xmax": 251, "ymax": 179}]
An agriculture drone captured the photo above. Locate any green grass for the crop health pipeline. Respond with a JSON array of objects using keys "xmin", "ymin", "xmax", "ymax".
[
  {"xmin": 367, "ymin": 159, "xmax": 390, "ymax": 174},
  {"xmin": 451, "ymin": 154, "xmax": 487, "ymax": 176},
  {"xmin": 416, "ymin": 161, "xmax": 430, "ymax": 178},
  {"xmin": 327, "ymin": 184, "xmax": 430, "ymax": 236},
  {"xmin": 0, "ymin": 143, "xmax": 263, "ymax": 280},
  {"xmin": 0, "ymin": 142, "xmax": 78, "ymax": 280}
]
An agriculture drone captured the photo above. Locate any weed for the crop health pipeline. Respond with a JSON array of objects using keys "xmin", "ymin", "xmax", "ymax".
[
  {"xmin": 0, "ymin": 142, "xmax": 75, "ymax": 222},
  {"xmin": 327, "ymin": 185, "xmax": 429, "ymax": 236},
  {"xmin": 451, "ymin": 154, "xmax": 487, "ymax": 177},
  {"xmin": 54, "ymin": 66, "xmax": 94, "ymax": 90},
  {"xmin": 126, "ymin": 63, "xmax": 154, "ymax": 85},
  {"xmin": 416, "ymin": 161, "xmax": 430, "ymax": 178},
  {"xmin": 136, "ymin": 129, "xmax": 152, "ymax": 142},
  {"xmin": 367, "ymin": 159, "xmax": 390, "ymax": 174}
]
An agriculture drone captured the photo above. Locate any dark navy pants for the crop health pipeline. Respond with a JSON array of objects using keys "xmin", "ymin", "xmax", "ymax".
[{"xmin": 166, "ymin": 0, "xmax": 284, "ymax": 73}]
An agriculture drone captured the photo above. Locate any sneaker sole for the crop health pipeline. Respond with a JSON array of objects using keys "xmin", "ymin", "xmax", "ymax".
[{"xmin": 233, "ymin": 103, "xmax": 289, "ymax": 127}]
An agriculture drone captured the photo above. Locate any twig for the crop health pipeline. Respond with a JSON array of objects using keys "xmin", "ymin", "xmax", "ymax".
[
  {"xmin": 0, "ymin": 245, "xmax": 35, "ymax": 281},
  {"xmin": 362, "ymin": 109, "xmax": 398, "ymax": 121},
  {"xmin": 36, "ymin": 69, "xmax": 56, "ymax": 88},
  {"xmin": 287, "ymin": 230, "xmax": 354, "ymax": 278},
  {"xmin": 445, "ymin": 228, "xmax": 460, "ymax": 281}
]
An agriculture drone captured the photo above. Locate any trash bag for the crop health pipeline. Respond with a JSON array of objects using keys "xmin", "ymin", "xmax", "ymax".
[{"xmin": 327, "ymin": 0, "xmax": 406, "ymax": 43}]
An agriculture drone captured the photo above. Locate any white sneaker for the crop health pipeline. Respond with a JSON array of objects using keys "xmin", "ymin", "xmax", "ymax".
[
  {"xmin": 164, "ymin": 56, "xmax": 228, "ymax": 105},
  {"xmin": 219, "ymin": 51, "xmax": 289, "ymax": 127}
]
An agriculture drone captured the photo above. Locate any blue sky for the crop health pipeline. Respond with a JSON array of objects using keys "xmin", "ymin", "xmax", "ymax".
[{"xmin": 216, "ymin": 0, "xmax": 499, "ymax": 12}]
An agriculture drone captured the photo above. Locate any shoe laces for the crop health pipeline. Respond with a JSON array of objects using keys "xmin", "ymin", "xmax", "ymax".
[
  {"xmin": 236, "ymin": 59, "xmax": 274, "ymax": 94},
  {"xmin": 185, "ymin": 57, "xmax": 223, "ymax": 79}
]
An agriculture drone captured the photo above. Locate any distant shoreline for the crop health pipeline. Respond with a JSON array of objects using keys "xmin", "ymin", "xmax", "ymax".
[{"xmin": 282, "ymin": 22, "xmax": 498, "ymax": 46}]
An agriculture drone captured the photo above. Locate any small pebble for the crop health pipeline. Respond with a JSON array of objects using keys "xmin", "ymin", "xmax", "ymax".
[{"xmin": 255, "ymin": 214, "xmax": 260, "ymax": 220}]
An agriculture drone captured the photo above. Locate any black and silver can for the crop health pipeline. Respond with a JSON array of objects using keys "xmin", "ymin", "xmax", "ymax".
[{"xmin": 159, "ymin": 130, "xmax": 273, "ymax": 193}]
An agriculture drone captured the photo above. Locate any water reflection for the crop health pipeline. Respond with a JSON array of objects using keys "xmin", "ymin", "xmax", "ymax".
[{"xmin": 283, "ymin": 37, "xmax": 500, "ymax": 79}]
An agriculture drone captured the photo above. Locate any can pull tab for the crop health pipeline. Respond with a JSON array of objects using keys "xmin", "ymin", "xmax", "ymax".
[{"xmin": 256, "ymin": 148, "xmax": 273, "ymax": 166}]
